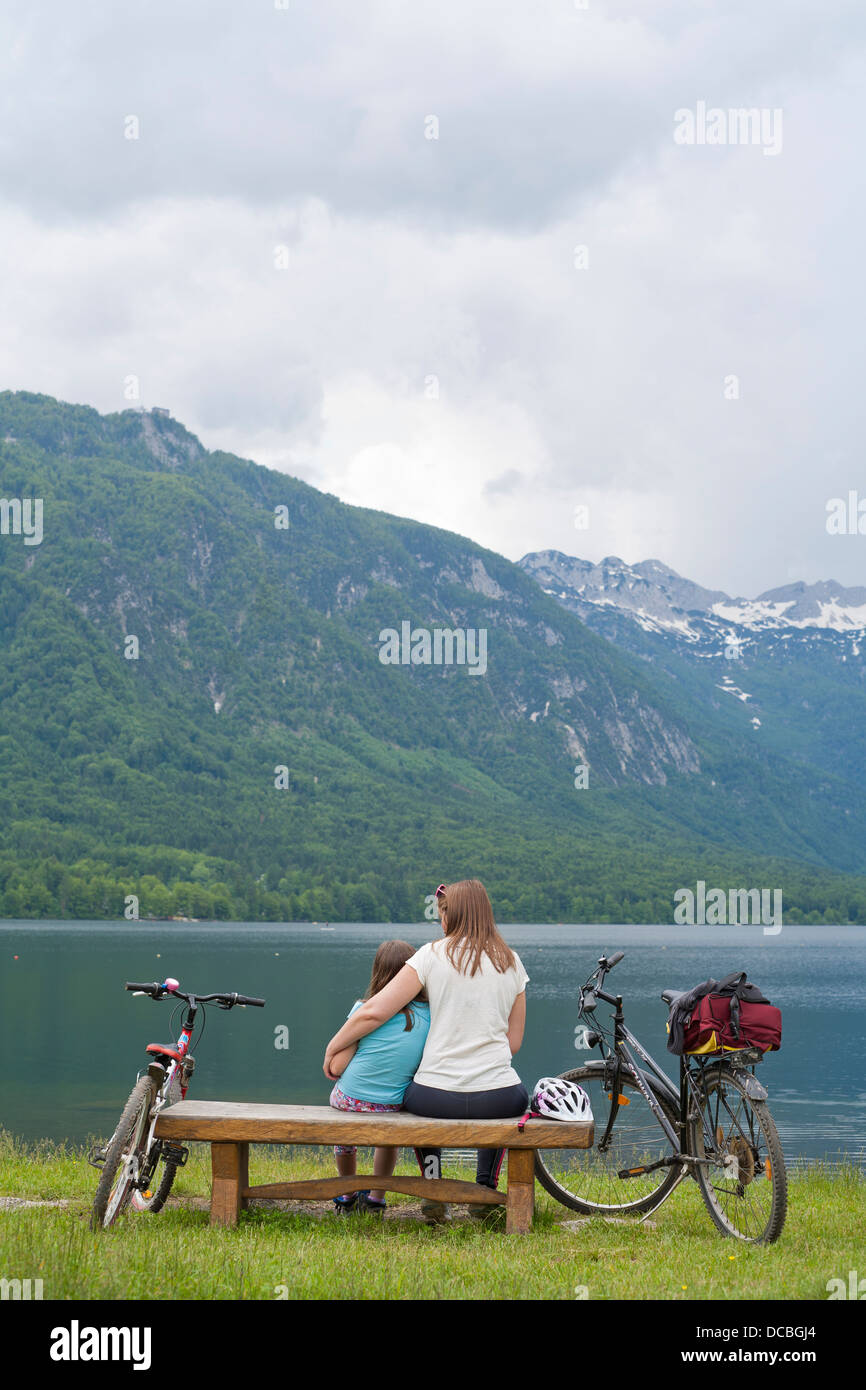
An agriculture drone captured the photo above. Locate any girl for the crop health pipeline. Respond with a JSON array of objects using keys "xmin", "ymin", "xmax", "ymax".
[
  {"xmin": 328, "ymin": 939, "xmax": 430, "ymax": 1214},
  {"xmin": 324, "ymin": 881, "xmax": 528, "ymax": 1224}
]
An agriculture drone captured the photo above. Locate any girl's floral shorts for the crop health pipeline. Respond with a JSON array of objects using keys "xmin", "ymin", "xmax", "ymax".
[{"xmin": 329, "ymin": 1084, "xmax": 401, "ymax": 1156}]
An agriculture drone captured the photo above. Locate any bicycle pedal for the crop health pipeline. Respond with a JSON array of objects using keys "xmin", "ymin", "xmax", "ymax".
[
  {"xmin": 164, "ymin": 1144, "xmax": 189, "ymax": 1167},
  {"xmin": 618, "ymin": 1157, "xmax": 669, "ymax": 1179}
]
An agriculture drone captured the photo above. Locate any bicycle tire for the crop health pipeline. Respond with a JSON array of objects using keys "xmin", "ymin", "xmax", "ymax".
[
  {"xmin": 91, "ymin": 1076, "xmax": 156, "ymax": 1231},
  {"xmin": 690, "ymin": 1065, "xmax": 787, "ymax": 1244},
  {"xmin": 534, "ymin": 1064, "xmax": 684, "ymax": 1215}
]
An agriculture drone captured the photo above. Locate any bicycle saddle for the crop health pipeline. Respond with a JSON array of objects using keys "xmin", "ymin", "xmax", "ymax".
[
  {"xmin": 145, "ymin": 1043, "xmax": 185, "ymax": 1063},
  {"xmin": 660, "ymin": 988, "xmax": 686, "ymax": 1006}
]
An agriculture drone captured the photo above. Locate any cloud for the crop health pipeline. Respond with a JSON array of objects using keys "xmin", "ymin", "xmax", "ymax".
[{"xmin": 1, "ymin": 1, "xmax": 865, "ymax": 594}]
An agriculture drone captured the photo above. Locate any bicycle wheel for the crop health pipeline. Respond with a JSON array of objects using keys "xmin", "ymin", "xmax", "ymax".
[
  {"xmin": 91, "ymin": 1076, "xmax": 156, "ymax": 1230},
  {"xmin": 690, "ymin": 1065, "xmax": 787, "ymax": 1244},
  {"xmin": 534, "ymin": 1065, "xmax": 684, "ymax": 1215}
]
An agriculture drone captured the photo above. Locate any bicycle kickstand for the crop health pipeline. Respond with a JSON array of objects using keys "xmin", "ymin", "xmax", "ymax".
[{"xmin": 637, "ymin": 1165, "xmax": 691, "ymax": 1222}]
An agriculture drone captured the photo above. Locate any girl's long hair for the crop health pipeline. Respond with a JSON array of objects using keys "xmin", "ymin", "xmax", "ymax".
[
  {"xmin": 363, "ymin": 939, "xmax": 427, "ymax": 1030},
  {"xmin": 437, "ymin": 879, "xmax": 515, "ymax": 977}
]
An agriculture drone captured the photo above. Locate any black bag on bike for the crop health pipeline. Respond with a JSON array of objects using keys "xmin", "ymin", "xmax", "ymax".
[{"xmin": 670, "ymin": 973, "xmax": 782, "ymax": 1056}]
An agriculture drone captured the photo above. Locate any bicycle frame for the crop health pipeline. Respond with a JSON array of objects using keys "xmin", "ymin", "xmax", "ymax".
[
  {"xmin": 137, "ymin": 998, "xmax": 200, "ymax": 1180},
  {"xmin": 579, "ymin": 966, "xmax": 769, "ymax": 1184},
  {"xmin": 609, "ymin": 1025, "xmax": 681, "ymax": 1149},
  {"xmin": 587, "ymin": 990, "xmax": 684, "ymax": 1163}
]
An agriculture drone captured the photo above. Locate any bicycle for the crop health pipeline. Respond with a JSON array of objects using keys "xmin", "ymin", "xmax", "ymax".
[
  {"xmin": 534, "ymin": 952, "xmax": 787, "ymax": 1243},
  {"xmin": 89, "ymin": 977, "xmax": 265, "ymax": 1230}
]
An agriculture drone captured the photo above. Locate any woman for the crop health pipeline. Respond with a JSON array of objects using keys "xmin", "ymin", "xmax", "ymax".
[{"xmin": 323, "ymin": 879, "xmax": 528, "ymax": 1221}]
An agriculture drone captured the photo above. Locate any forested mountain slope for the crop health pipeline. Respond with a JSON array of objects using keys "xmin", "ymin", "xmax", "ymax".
[{"xmin": 1, "ymin": 392, "xmax": 863, "ymax": 922}]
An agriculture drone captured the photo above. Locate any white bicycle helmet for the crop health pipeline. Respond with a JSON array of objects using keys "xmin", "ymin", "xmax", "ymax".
[{"xmin": 530, "ymin": 1077, "xmax": 593, "ymax": 1122}]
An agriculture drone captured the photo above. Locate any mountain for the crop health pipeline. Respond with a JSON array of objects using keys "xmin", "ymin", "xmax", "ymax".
[
  {"xmin": 517, "ymin": 553, "xmax": 732, "ymax": 638},
  {"xmin": 519, "ymin": 550, "xmax": 866, "ymax": 849},
  {"xmin": 518, "ymin": 552, "xmax": 866, "ymax": 642},
  {"xmin": 1, "ymin": 391, "xmax": 865, "ymax": 924}
]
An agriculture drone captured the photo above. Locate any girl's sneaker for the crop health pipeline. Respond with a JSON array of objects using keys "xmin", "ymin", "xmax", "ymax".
[
  {"xmin": 357, "ymin": 1192, "xmax": 387, "ymax": 1214},
  {"xmin": 333, "ymin": 1193, "xmax": 359, "ymax": 1215}
]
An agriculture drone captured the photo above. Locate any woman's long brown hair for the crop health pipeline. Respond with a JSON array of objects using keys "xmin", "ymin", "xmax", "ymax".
[
  {"xmin": 363, "ymin": 939, "xmax": 427, "ymax": 1030},
  {"xmin": 437, "ymin": 879, "xmax": 516, "ymax": 977}
]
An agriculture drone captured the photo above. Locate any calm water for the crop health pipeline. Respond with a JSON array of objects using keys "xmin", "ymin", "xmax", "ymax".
[{"xmin": 1, "ymin": 921, "xmax": 864, "ymax": 1166}]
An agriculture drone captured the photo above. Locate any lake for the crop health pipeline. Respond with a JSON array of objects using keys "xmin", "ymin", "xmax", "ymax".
[{"xmin": 1, "ymin": 921, "xmax": 863, "ymax": 1167}]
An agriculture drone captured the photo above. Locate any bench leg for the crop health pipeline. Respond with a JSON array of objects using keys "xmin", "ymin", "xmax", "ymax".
[
  {"xmin": 210, "ymin": 1142, "xmax": 249, "ymax": 1227},
  {"xmin": 505, "ymin": 1149, "xmax": 535, "ymax": 1234}
]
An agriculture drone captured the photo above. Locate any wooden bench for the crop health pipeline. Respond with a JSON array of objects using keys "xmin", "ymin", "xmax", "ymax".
[{"xmin": 155, "ymin": 1101, "xmax": 593, "ymax": 1234}]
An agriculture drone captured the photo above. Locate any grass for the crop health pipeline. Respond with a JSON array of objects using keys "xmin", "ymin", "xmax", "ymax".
[{"xmin": 0, "ymin": 1131, "xmax": 862, "ymax": 1300}]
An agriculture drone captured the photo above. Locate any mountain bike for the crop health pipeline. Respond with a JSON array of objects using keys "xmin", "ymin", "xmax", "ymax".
[
  {"xmin": 535, "ymin": 952, "xmax": 787, "ymax": 1243},
  {"xmin": 89, "ymin": 977, "xmax": 265, "ymax": 1230}
]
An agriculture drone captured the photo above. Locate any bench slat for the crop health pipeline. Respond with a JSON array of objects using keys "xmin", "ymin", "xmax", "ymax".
[
  {"xmin": 244, "ymin": 1176, "xmax": 502, "ymax": 1204},
  {"xmin": 155, "ymin": 1101, "xmax": 592, "ymax": 1148}
]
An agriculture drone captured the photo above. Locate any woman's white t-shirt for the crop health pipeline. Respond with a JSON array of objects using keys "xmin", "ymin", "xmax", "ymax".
[{"xmin": 407, "ymin": 938, "xmax": 529, "ymax": 1092}]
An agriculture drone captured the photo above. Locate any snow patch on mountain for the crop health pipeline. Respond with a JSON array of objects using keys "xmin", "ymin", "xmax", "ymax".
[
  {"xmin": 522, "ymin": 551, "xmax": 866, "ymax": 639},
  {"xmin": 711, "ymin": 597, "xmax": 866, "ymax": 633},
  {"xmin": 716, "ymin": 681, "xmax": 751, "ymax": 703}
]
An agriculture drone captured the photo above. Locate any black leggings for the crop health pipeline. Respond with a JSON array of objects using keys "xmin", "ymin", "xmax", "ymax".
[{"xmin": 403, "ymin": 1080, "xmax": 529, "ymax": 1189}]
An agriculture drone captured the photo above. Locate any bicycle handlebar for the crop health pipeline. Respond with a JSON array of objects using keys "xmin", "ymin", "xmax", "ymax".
[
  {"xmin": 124, "ymin": 982, "xmax": 265, "ymax": 1007},
  {"xmin": 579, "ymin": 951, "xmax": 626, "ymax": 1015}
]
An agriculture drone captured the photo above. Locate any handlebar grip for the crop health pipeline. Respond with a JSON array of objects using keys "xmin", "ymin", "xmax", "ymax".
[
  {"xmin": 125, "ymin": 981, "xmax": 160, "ymax": 993},
  {"xmin": 235, "ymin": 995, "xmax": 266, "ymax": 1007},
  {"xmin": 607, "ymin": 951, "xmax": 625, "ymax": 968}
]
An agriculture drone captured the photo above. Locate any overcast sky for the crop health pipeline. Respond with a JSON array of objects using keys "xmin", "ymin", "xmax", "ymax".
[{"xmin": 2, "ymin": 0, "xmax": 865, "ymax": 596}]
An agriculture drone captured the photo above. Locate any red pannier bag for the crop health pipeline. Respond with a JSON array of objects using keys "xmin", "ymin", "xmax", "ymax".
[{"xmin": 683, "ymin": 972, "xmax": 782, "ymax": 1055}]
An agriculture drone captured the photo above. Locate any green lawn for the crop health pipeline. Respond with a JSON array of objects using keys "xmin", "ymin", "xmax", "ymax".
[{"xmin": 0, "ymin": 1132, "xmax": 861, "ymax": 1300}]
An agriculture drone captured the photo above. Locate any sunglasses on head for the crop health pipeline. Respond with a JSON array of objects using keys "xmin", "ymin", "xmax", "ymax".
[{"xmin": 434, "ymin": 884, "xmax": 446, "ymax": 899}]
